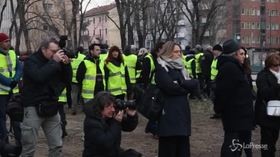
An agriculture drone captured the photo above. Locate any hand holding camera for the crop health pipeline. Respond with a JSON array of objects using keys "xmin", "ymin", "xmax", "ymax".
[
  {"xmin": 114, "ymin": 110, "xmax": 124, "ymax": 122},
  {"xmin": 52, "ymin": 50, "xmax": 65, "ymax": 63},
  {"xmin": 52, "ymin": 50, "xmax": 70, "ymax": 64}
]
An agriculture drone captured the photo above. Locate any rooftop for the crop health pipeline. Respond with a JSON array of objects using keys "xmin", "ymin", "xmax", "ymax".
[{"xmin": 85, "ymin": 3, "xmax": 116, "ymax": 17}]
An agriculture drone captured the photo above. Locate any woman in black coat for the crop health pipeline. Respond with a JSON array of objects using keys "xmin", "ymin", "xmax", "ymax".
[
  {"xmin": 255, "ymin": 53, "xmax": 280, "ymax": 157},
  {"xmin": 215, "ymin": 39, "xmax": 254, "ymax": 157},
  {"xmin": 155, "ymin": 41, "xmax": 197, "ymax": 157},
  {"xmin": 82, "ymin": 92, "xmax": 139, "ymax": 157}
]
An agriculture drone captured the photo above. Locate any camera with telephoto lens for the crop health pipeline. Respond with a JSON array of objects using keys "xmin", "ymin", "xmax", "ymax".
[
  {"xmin": 115, "ymin": 99, "xmax": 136, "ymax": 110},
  {"xmin": 59, "ymin": 35, "xmax": 75, "ymax": 58}
]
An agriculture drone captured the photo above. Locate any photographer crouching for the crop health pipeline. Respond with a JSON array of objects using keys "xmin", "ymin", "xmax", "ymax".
[{"xmin": 83, "ymin": 91, "xmax": 141, "ymax": 157}]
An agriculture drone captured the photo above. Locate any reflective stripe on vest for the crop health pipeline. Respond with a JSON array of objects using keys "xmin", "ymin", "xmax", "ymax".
[
  {"xmin": 123, "ymin": 54, "xmax": 137, "ymax": 84},
  {"xmin": 106, "ymin": 62, "xmax": 127, "ymax": 96},
  {"xmin": 71, "ymin": 53, "xmax": 86, "ymax": 83},
  {"xmin": 82, "ymin": 60, "xmax": 105, "ymax": 99},
  {"xmin": 58, "ymin": 88, "xmax": 67, "ymax": 103},
  {"xmin": 195, "ymin": 52, "xmax": 203, "ymax": 74},
  {"xmin": 145, "ymin": 54, "xmax": 155, "ymax": 85},
  {"xmin": 0, "ymin": 50, "xmax": 19, "ymax": 95},
  {"xmin": 210, "ymin": 59, "xmax": 218, "ymax": 81}
]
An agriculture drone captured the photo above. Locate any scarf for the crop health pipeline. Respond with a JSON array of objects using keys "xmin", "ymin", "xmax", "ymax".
[
  {"xmin": 270, "ymin": 69, "xmax": 280, "ymax": 84},
  {"xmin": 157, "ymin": 56, "xmax": 190, "ymax": 80}
]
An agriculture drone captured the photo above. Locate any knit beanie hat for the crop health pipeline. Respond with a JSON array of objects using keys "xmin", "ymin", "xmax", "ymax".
[
  {"xmin": 222, "ymin": 39, "xmax": 240, "ymax": 54},
  {"xmin": 0, "ymin": 33, "xmax": 10, "ymax": 43},
  {"xmin": 213, "ymin": 44, "xmax": 223, "ymax": 52}
]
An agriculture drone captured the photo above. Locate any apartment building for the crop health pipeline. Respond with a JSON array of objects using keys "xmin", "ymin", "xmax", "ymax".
[
  {"xmin": 226, "ymin": 0, "xmax": 280, "ymax": 50},
  {"xmin": 84, "ymin": 4, "xmax": 121, "ymax": 48}
]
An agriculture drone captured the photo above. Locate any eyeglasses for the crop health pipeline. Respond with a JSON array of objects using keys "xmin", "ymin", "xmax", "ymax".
[{"xmin": 48, "ymin": 49, "xmax": 58, "ymax": 53}]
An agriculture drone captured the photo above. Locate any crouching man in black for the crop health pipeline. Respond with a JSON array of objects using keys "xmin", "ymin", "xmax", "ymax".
[{"xmin": 83, "ymin": 91, "xmax": 141, "ymax": 157}]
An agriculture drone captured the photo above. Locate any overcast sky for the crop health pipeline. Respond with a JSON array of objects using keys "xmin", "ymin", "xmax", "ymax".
[{"xmin": 84, "ymin": 0, "xmax": 114, "ymax": 10}]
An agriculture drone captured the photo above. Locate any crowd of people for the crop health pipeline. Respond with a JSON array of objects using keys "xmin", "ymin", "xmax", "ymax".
[{"xmin": 0, "ymin": 31, "xmax": 280, "ymax": 157}]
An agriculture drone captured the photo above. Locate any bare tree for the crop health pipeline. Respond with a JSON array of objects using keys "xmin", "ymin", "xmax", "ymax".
[
  {"xmin": 115, "ymin": 0, "xmax": 136, "ymax": 49},
  {"xmin": 78, "ymin": 0, "xmax": 92, "ymax": 47},
  {"xmin": 180, "ymin": 0, "xmax": 224, "ymax": 46},
  {"xmin": 0, "ymin": 0, "xmax": 8, "ymax": 29},
  {"xmin": 147, "ymin": 0, "xmax": 182, "ymax": 45},
  {"xmin": 134, "ymin": 0, "xmax": 149, "ymax": 48}
]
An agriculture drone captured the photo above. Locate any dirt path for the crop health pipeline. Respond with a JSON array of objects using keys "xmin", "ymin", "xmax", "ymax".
[{"xmin": 32, "ymin": 99, "xmax": 279, "ymax": 157}]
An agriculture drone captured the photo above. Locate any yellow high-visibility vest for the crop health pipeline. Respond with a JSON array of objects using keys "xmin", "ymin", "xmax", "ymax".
[
  {"xmin": 186, "ymin": 58, "xmax": 195, "ymax": 78},
  {"xmin": 99, "ymin": 53, "xmax": 108, "ymax": 62},
  {"xmin": 106, "ymin": 62, "xmax": 127, "ymax": 96},
  {"xmin": 195, "ymin": 52, "xmax": 204, "ymax": 74},
  {"xmin": 71, "ymin": 53, "xmax": 86, "ymax": 83},
  {"xmin": 210, "ymin": 58, "xmax": 218, "ymax": 81},
  {"xmin": 145, "ymin": 54, "xmax": 155, "ymax": 85},
  {"xmin": 82, "ymin": 60, "xmax": 105, "ymax": 99},
  {"xmin": 58, "ymin": 88, "xmax": 67, "ymax": 103},
  {"xmin": 123, "ymin": 54, "xmax": 137, "ymax": 84},
  {"xmin": 0, "ymin": 50, "xmax": 19, "ymax": 95}
]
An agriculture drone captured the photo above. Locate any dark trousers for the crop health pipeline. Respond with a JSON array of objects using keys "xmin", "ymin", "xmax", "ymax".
[
  {"xmin": 260, "ymin": 126, "xmax": 279, "ymax": 157},
  {"xmin": 158, "ymin": 136, "xmax": 190, "ymax": 157},
  {"xmin": 221, "ymin": 131, "xmax": 252, "ymax": 157},
  {"xmin": 0, "ymin": 95, "xmax": 21, "ymax": 145},
  {"xmin": 0, "ymin": 95, "xmax": 9, "ymax": 140},
  {"xmin": 58, "ymin": 103, "xmax": 67, "ymax": 134},
  {"xmin": 145, "ymin": 120, "xmax": 158, "ymax": 135}
]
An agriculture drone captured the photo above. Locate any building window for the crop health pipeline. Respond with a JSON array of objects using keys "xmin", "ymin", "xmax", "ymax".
[
  {"xmin": 99, "ymin": 17, "xmax": 102, "ymax": 22},
  {"xmin": 257, "ymin": 10, "xmax": 260, "ymax": 16},
  {"xmin": 252, "ymin": 22, "xmax": 255, "ymax": 29},
  {"xmin": 99, "ymin": 29, "xmax": 102, "ymax": 36},
  {"xmin": 241, "ymin": 22, "xmax": 245, "ymax": 29},
  {"xmin": 271, "ymin": 10, "xmax": 278, "ymax": 16},
  {"xmin": 105, "ymin": 16, "xmax": 107, "ymax": 22},
  {"xmin": 105, "ymin": 28, "xmax": 107, "ymax": 35},
  {"xmin": 93, "ymin": 18, "xmax": 95, "ymax": 24},
  {"xmin": 241, "ymin": 8, "xmax": 245, "ymax": 15},
  {"xmin": 93, "ymin": 30, "xmax": 95, "ymax": 35}
]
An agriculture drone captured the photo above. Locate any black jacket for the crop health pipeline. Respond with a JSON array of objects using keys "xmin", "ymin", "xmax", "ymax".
[
  {"xmin": 22, "ymin": 50, "xmax": 72, "ymax": 107},
  {"xmin": 255, "ymin": 68, "xmax": 280, "ymax": 128},
  {"xmin": 155, "ymin": 63, "xmax": 197, "ymax": 136},
  {"xmin": 83, "ymin": 108, "xmax": 138, "ymax": 157},
  {"xmin": 214, "ymin": 56, "xmax": 254, "ymax": 131}
]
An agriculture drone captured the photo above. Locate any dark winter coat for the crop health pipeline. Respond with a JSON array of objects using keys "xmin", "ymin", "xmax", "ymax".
[
  {"xmin": 255, "ymin": 68, "xmax": 280, "ymax": 129},
  {"xmin": 83, "ymin": 108, "xmax": 138, "ymax": 157},
  {"xmin": 22, "ymin": 50, "xmax": 72, "ymax": 107},
  {"xmin": 214, "ymin": 56, "xmax": 254, "ymax": 131},
  {"xmin": 155, "ymin": 63, "xmax": 197, "ymax": 136}
]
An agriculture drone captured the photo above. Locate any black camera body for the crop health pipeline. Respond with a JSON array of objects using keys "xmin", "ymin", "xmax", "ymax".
[
  {"xmin": 115, "ymin": 99, "xmax": 136, "ymax": 110},
  {"xmin": 59, "ymin": 36, "xmax": 75, "ymax": 58}
]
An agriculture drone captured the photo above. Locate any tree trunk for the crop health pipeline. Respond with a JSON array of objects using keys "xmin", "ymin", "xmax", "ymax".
[{"xmin": 0, "ymin": 0, "xmax": 8, "ymax": 29}]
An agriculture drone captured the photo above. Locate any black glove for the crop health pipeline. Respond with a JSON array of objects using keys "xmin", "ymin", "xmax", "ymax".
[{"xmin": 10, "ymin": 80, "xmax": 18, "ymax": 89}]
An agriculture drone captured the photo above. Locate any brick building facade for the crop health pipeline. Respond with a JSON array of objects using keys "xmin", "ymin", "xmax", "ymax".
[{"xmin": 226, "ymin": 0, "xmax": 280, "ymax": 50}]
